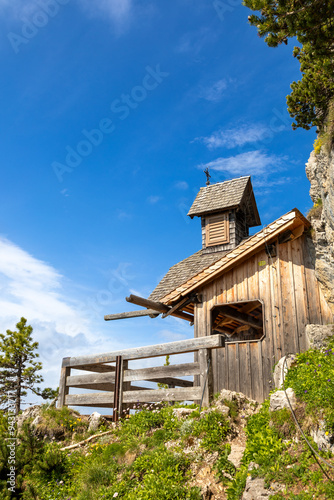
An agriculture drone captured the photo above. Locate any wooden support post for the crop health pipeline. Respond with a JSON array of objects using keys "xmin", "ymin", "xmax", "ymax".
[
  {"xmin": 198, "ymin": 348, "xmax": 213, "ymax": 408},
  {"xmin": 113, "ymin": 356, "xmax": 122, "ymax": 423},
  {"xmin": 58, "ymin": 360, "xmax": 71, "ymax": 408},
  {"xmin": 120, "ymin": 360, "xmax": 130, "ymax": 418}
]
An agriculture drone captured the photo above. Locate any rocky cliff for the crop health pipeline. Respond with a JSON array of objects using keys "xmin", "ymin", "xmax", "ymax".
[{"xmin": 306, "ymin": 148, "xmax": 334, "ymax": 312}]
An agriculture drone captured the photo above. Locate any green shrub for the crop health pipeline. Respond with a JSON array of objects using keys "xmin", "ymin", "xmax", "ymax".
[
  {"xmin": 213, "ymin": 443, "xmax": 236, "ymax": 483},
  {"xmin": 192, "ymin": 410, "xmax": 230, "ymax": 452},
  {"xmin": 270, "ymin": 408, "xmax": 296, "ymax": 439},
  {"xmin": 284, "ymin": 336, "xmax": 334, "ymax": 431}
]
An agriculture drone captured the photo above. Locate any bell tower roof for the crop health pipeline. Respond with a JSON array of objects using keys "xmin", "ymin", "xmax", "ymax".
[{"xmin": 187, "ymin": 176, "xmax": 261, "ymax": 228}]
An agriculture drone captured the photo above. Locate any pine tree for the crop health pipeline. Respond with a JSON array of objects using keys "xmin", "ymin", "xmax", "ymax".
[
  {"xmin": 0, "ymin": 318, "xmax": 56, "ymax": 415},
  {"xmin": 243, "ymin": 0, "xmax": 334, "ymax": 130}
]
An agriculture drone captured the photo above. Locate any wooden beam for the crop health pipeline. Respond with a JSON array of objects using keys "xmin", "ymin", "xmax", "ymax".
[
  {"xmin": 67, "ymin": 362, "xmax": 199, "ymax": 390},
  {"xmin": 70, "ymin": 364, "xmax": 115, "ymax": 373},
  {"xmin": 126, "ymin": 294, "xmax": 194, "ymax": 322},
  {"xmin": 122, "ymin": 386, "xmax": 201, "ymax": 403},
  {"xmin": 124, "ymin": 362, "xmax": 200, "ymax": 382},
  {"xmin": 113, "ymin": 356, "xmax": 122, "ymax": 422},
  {"xmin": 219, "ymin": 305, "xmax": 263, "ymax": 330},
  {"xmin": 199, "ymin": 348, "xmax": 213, "ymax": 408},
  {"xmin": 65, "ymin": 386, "xmax": 203, "ymax": 406},
  {"xmin": 104, "ymin": 310, "xmax": 159, "ymax": 321},
  {"xmin": 62, "ymin": 335, "xmax": 225, "ymax": 368},
  {"xmin": 162, "ymin": 297, "xmax": 191, "ymax": 318},
  {"xmin": 58, "ymin": 366, "xmax": 70, "ymax": 408}
]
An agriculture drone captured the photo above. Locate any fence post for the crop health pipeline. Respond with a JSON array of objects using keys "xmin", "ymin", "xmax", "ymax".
[
  {"xmin": 120, "ymin": 359, "xmax": 131, "ymax": 418},
  {"xmin": 58, "ymin": 359, "xmax": 71, "ymax": 408},
  {"xmin": 199, "ymin": 348, "xmax": 213, "ymax": 408},
  {"xmin": 113, "ymin": 356, "xmax": 122, "ymax": 422}
]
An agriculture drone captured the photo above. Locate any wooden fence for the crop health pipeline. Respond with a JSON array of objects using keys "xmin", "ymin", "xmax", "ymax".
[{"xmin": 58, "ymin": 335, "xmax": 225, "ymax": 420}]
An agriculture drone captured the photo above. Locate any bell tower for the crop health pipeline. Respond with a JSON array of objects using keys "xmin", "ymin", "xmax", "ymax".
[{"xmin": 187, "ymin": 176, "xmax": 261, "ymax": 254}]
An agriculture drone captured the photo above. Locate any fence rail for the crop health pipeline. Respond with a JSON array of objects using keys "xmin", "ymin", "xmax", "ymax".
[{"xmin": 58, "ymin": 335, "xmax": 225, "ymax": 420}]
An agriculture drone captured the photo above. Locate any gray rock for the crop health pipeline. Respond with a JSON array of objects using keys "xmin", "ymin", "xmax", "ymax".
[
  {"xmin": 17, "ymin": 405, "xmax": 41, "ymax": 432},
  {"xmin": 273, "ymin": 355, "xmax": 294, "ymax": 389},
  {"xmin": 31, "ymin": 415, "xmax": 42, "ymax": 427},
  {"xmin": 305, "ymin": 149, "xmax": 334, "ymax": 312},
  {"xmin": 310, "ymin": 420, "xmax": 334, "ymax": 453},
  {"xmin": 218, "ymin": 389, "xmax": 257, "ymax": 408},
  {"xmin": 88, "ymin": 411, "xmax": 105, "ymax": 432},
  {"xmin": 242, "ymin": 476, "xmax": 282, "ymax": 499},
  {"xmin": 172, "ymin": 408, "xmax": 197, "ymax": 419},
  {"xmin": 215, "ymin": 403, "xmax": 230, "ymax": 416},
  {"xmin": 228, "ymin": 444, "xmax": 245, "ymax": 468},
  {"xmin": 269, "ymin": 388, "xmax": 296, "ymax": 412},
  {"xmin": 305, "ymin": 324, "xmax": 334, "ymax": 350}
]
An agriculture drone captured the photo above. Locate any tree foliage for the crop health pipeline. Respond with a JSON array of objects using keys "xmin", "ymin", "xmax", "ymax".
[
  {"xmin": 243, "ymin": 0, "xmax": 334, "ymax": 130},
  {"xmin": 0, "ymin": 318, "xmax": 57, "ymax": 415}
]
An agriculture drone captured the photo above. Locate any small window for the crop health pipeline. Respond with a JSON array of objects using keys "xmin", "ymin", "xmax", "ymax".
[
  {"xmin": 206, "ymin": 212, "xmax": 229, "ymax": 247},
  {"xmin": 211, "ymin": 300, "xmax": 264, "ymax": 342}
]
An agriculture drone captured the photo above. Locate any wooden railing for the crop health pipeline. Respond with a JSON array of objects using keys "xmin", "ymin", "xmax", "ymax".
[{"xmin": 58, "ymin": 335, "xmax": 225, "ymax": 420}]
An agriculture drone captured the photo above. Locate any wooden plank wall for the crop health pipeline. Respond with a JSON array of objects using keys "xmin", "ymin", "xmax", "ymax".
[{"xmin": 195, "ymin": 235, "xmax": 333, "ymax": 402}]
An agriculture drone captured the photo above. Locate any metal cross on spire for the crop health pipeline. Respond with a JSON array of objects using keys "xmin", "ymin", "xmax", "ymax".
[{"xmin": 204, "ymin": 167, "xmax": 211, "ymax": 186}]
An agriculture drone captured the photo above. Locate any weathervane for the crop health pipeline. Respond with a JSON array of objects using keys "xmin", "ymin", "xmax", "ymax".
[{"xmin": 204, "ymin": 167, "xmax": 211, "ymax": 186}]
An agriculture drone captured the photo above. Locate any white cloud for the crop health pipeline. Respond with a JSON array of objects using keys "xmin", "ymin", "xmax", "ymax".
[
  {"xmin": 0, "ymin": 237, "xmax": 129, "ymax": 399},
  {"xmin": 116, "ymin": 209, "xmax": 132, "ymax": 220},
  {"xmin": 253, "ymin": 176, "xmax": 295, "ymax": 188},
  {"xmin": 0, "ymin": 237, "xmax": 90, "ymax": 337},
  {"xmin": 0, "ymin": 0, "xmax": 133, "ymax": 26},
  {"xmin": 147, "ymin": 195, "xmax": 161, "ymax": 205},
  {"xmin": 157, "ymin": 329, "xmax": 188, "ymax": 342},
  {"xmin": 200, "ymin": 150, "xmax": 285, "ymax": 177},
  {"xmin": 174, "ymin": 181, "xmax": 189, "ymax": 190},
  {"xmin": 200, "ymin": 79, "xmax": 228, "ymax": 102},
  {"xmin": 176, "ymin": 27, "xmax": 217, "ymax": 56},
  {"xmin": 0, "ymin": 0, "xmax": 34, "ymax": 16},
  {"xmin": 198, "ymin": 124, "xmax": 271, "ymax": 150},
  {"xmin": 78, "ymin": 0, "xmax": 133, "ymax": 25}
]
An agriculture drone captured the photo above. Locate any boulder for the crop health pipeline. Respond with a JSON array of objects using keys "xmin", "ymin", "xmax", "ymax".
[
  {"xmin": 228, "ymin": 444, "xmax": 245, "ymax": 468},
  {"xmin": 217, "ymin": 389, "xmax": 257, "ymax": 408},
  {"xmin": 273, "ymin": 355, "xmax": 294, "ymax": 389},
  {"xmin": 269, "ymin": 388, "xmax": 296, "ymax": 412},
  {"xmin": 17, "ymin": 405, "xmax": 41, "ymax": 432},
  {"xmin": 310, "ymin": 420, "xmax": 334, "ymax": 453},
  {"xmin": 242, "ymin": 476, "xmax": 282, "ymax": 499},
  {"xmin": 172, "ymin": 408, "xmax": 197, "ymax": 420},
  {"xmin": 88, "ymin": 411, "xmax": 105, "ymax": 432}
]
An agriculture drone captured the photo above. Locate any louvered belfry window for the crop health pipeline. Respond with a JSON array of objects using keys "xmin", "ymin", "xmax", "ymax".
[{"xmin": 206, "ymin": 212, "xmax": 229, "ymax": 247}]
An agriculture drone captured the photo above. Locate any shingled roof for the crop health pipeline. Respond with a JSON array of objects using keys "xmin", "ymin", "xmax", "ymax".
[
  {"xmin": 148, "ymin": 249, "xmax": 227, "ymax": 302},
  {"xmin": 155, "ymin": 208, "xmax": 309, "ymax": 305},
  {"xmin": 187, "ymin": 176, "xmax": 261, "ymax": 227}
]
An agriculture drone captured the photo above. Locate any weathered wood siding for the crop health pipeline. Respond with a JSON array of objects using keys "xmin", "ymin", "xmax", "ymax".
[{"xmin": 194, "ymin": 235, "xmax": 333, "ymax": 402}]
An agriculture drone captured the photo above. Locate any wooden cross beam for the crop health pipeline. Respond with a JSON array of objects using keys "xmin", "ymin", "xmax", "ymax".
[
  {"xmin": 104, "ymin": 309, "xmax": 159, "ymax": 321},
  {"xmin": 218, "ymin": 305, "xmax": 263, "ymax": 330},
  {"xmin": 126, "ymin": 294, "xmax": 194, "ymax": 322}
]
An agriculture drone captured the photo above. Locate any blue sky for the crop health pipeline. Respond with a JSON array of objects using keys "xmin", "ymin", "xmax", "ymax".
[{"xmin": 0, "ymin": 0, "xmax": 315, "ymax": 404}]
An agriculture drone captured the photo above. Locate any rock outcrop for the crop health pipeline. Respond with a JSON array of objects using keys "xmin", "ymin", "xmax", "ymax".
[
  {"xmin": 305, "ymin": 149, "xmax": 334, "ymax": 311},
  {"xmin": 269, "ymin": 388, "xmax": 297, "ymax": 412},
  {"xmin": 305, "ymin": 324, "xmax": 334, "ymax": 350}
]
